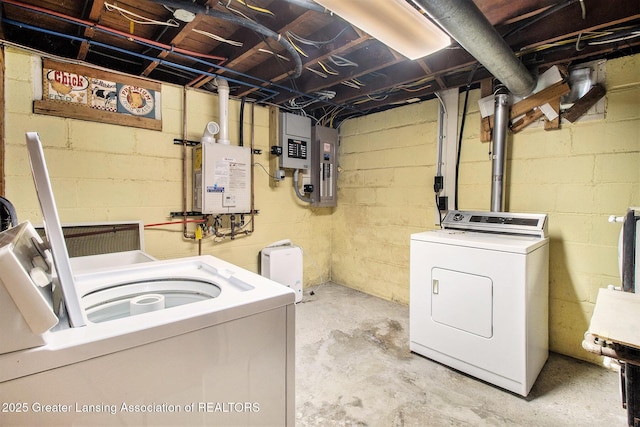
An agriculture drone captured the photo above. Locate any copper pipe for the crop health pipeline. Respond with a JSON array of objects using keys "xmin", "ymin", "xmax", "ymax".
[
  {"xmin": 145, "ymin": 220, "xmax": 204, "ymax": 227},
  {"xmin": 182, "ymin": 87, "xmax": 196, "ymax": 240}
]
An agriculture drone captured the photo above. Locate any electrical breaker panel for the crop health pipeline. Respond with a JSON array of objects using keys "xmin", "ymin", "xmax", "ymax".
[
  {"xmin": 193, "ymin": 141, "xmax": 251, "ymax": 214},
  {"xmin": 279, "ymin": 112, "xmax": 311, "ymax": 170},
  {"xmin": 310, "ymin": 125, "xmax": 339, "ymax": 208}
]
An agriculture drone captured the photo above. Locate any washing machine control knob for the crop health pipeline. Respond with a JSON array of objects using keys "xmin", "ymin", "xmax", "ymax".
[{"xmin": 453, "ymin": 213, "xmax": 464, "ymax": 222}]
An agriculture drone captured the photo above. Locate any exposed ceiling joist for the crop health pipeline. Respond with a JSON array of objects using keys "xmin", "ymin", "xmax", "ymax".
[{"xmin": 0, "ymin": 0, "xmax": 637, "ymax": 126}]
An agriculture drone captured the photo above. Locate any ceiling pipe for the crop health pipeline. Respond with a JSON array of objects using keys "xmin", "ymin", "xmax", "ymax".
[{"xmin": 412, "ymin": 0, "xmax": 537, "ymax": 98}]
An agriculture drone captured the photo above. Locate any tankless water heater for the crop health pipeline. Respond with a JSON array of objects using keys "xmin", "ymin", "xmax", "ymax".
[{"xmin": 193, "ymin": 141, "xmax": 251, "ymax": 214}]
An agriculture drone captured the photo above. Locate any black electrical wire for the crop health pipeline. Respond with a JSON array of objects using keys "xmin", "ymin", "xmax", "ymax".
[
  {"xmin": 502, "ymin": 0, "xmax": 580, "ymax": 39},
  {"xmin": 453, "ymin": 88, "xmax": 468, "ymax": 210},
  {"xmin": 149, "ymin": 0, "xmax": 303, "ymax": 78},
  {"xmin": 239, "ymin": 97, "xmax": 245, "ymax": 147},
  {"xmin": 435, "ymin": 194, "xmax": 444, "ymax": 229},
  {"xmin": 454, "ymin": 65, "xmax": 478, "ymax": 211}
]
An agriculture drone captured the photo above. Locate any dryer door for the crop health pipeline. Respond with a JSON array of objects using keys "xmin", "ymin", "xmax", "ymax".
[{"xmin": 431, "ymin": 268, "xmax": 493, "ymax": 338}]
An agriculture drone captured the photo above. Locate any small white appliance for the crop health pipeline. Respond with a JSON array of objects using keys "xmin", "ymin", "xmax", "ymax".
[
  {"xmin": 410, "ymin": 210, "xmax": 549, "ymax": 396},
  {"xmin": 0, "ymin": 133, "xmax": 295, "ymax": 426},
  {"xmin": 261, "ymin": 241, "xmax": 303, "ymax": 303}
]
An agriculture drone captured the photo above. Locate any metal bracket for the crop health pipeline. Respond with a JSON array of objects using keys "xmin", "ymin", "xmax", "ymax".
[{"xmin": 173, "ymin": 138, "xmax": 200, "ymax": 146}]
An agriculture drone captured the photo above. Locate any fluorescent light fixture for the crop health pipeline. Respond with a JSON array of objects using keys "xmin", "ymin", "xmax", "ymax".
[{"xmin": 314, "ymin": 0, "xmax": 450, "ymax": 60}]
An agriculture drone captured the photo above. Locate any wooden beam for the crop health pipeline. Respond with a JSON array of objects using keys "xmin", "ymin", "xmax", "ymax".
[
  {"xmin": 510, "ymin": 81, "xmax": 570, "ymax": 119},
  {"xmin": 77, "ymin": 0, "xmax": 106, "ymax": 61},
  {"xmin": 563, "ymin": 84, "xmax": 606, "ymax": 123},
  {"xmin": 474, "ymin": 0, "xmax": 559, "ymax": 26},
  {"xmin": 543, "ymin": 97, "xmax": 561, "ymax": 130},
  {"xmin": 197, "ymin": 9, "xmax": 336, "ymax": 90},
  {"xmin": 511, "ymin": 108, "xmax": 544, "ymax": 133},
  {"xmin": 483, "ymin": 81, "xmax": 569, "ymax": 137},
  {"xmin": 34, "ymin": 100, "xmax": 162, "ymax": 131},
  {"xmin": 480, "ymin": 78, "xmax": 493, "ymax": 142},
  {"xmin": 142, "ymin": 16, "xmax": 204, "ymax": 77},
  {"xmin": 505, "ymin": 0, "xmax": 640, "ymax": 53},
  {"xmin": 234, "ymin": 23, "xmax": 372, "ymax": 98}
]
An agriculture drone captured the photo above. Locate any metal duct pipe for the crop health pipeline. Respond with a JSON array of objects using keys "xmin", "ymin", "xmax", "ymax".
[
  {"xmin": 412, "ymin": 0, "xmax": 536, "ymax": 98},
  {"xmin": 491, "ymin": 87, "xmax": 509, "ymax": 212}
]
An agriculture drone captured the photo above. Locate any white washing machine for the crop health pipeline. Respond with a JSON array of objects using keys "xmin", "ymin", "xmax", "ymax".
[
  {"xmin": 410, "ymin": 210, "xmax": 549, "ymax": 397},
  {"xmin": 0, "ymin": 133, "xmax": 295, "ymax": 426}
]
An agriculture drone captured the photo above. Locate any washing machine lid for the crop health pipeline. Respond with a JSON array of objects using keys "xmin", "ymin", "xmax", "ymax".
[{"xmin": 26, "ymin": 132, "xmax": 85, "ymax": 327}]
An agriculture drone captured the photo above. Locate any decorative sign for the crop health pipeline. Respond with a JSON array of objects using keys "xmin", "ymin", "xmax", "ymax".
[
  {"xmin": 91, "ymin": 79, "xmax": 118, "ymax": 112},
  {"xmin": 44, "ymin": 69, "xmax": 89, "ymax": 104},
  {"xmin": 35, "ymin": 59, "xmax": 162, "ymax": 131},
  {"xmin": 117, "ymin": 84, "xmax": 156, "ymax": 118}
]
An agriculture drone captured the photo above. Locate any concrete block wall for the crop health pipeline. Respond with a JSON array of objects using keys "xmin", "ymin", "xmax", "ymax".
[
  {"xmin": 335, "ymin": 53, "xmax": 639, "ymax": 362},
  {"xmin": 3, "ymin": 44, "xmax": 639, "ymax": 363},
  {"xmin": 333, "ymin": 101, "xmax": 439, "ymax": 303},
  {"xmin": 3, "ymin": 46, "xmax": 331, "ymax": 286}
]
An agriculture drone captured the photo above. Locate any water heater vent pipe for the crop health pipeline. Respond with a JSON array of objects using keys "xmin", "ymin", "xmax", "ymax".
[
  {"xmin": 491, "ymin": 87, "xmax": 509, "ymax": 212},
  {"xmin": 216, "ymin": 77, "xmax": 230, "ymax": 145},
  {"xmin": 201, "ymin": 121, "xmax": 220, "ymax": 144}
]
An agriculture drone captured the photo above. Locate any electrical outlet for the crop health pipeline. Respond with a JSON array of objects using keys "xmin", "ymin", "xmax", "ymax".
[{"xmin": 437, "ymin": 196, "xmax": 448, "ymax": 212}]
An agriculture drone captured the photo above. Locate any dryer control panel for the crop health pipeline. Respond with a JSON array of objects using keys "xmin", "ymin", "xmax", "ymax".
[{"xmin": 442, "ymin": 210, "xmax": 548, "ymax": 238}]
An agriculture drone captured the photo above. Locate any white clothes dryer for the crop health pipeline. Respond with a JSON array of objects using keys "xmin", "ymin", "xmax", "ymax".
[
  {"xmin": 0, "ymin": 133, "xmax": 295, "ymax": 426},
  {"xmin": 410, "ymin": 210, "xmax": 549, "ymax": 397}
]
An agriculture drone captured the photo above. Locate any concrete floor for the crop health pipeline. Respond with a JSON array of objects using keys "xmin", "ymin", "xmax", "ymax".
[{"xmin": 295, "ymin": 283, "xmax": 627, "ymax": 426}]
